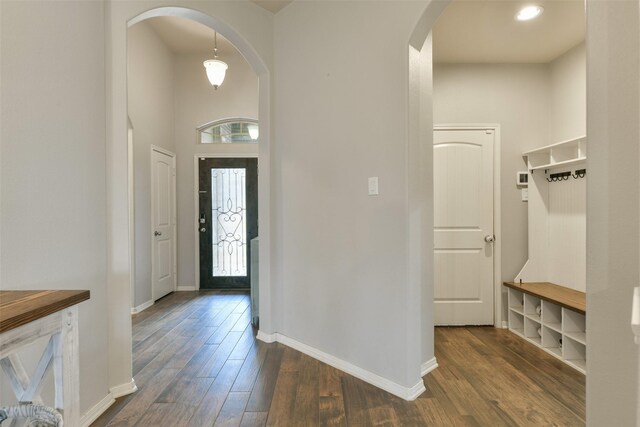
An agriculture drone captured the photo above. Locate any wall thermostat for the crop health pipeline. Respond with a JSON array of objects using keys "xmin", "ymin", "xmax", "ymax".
[{"xmin": 517, "ymin": 171, "xmax": 528, "ymax": 187}]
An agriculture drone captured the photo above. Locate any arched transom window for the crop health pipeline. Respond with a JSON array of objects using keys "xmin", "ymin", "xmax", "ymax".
[{"xmin": 197, "ymin": 118, "xmax": 258, "ymax": 144}]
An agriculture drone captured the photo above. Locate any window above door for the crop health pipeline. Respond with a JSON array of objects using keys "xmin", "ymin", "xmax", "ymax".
[{"xmin": 197, "ymin": 118, "xmax": 258, "ymax": 144}]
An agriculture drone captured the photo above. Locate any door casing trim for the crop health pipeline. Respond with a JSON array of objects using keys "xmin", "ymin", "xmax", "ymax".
[
  {"xmin": 151, "ymin": 145, "xmax": 177, "ymax": 301},
  {"xmin": 194, "ymin": 152, "xmax": 259, "ymax": 291},
  {"xmin": 433, "ymin": 124, "xmax": 502, "ymax": 328}
]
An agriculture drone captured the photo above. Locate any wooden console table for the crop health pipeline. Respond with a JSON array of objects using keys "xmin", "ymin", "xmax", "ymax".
[{"xmin": 0, "ymin": 290, "xmax": 90, "ymax": 426}]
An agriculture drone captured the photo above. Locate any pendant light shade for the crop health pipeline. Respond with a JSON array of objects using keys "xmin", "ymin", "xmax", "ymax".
[
  {"xmin": 204, "ymin": 59, "xmax": 228, "ymax": 89},
  {"xmin": 204, "ymin": 31, "xmax": 228, "ymax": 90}
]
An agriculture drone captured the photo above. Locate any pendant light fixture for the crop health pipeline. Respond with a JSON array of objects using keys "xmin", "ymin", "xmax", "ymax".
[{"xmin": 203, "ymin": 31, "xmax": 228, "ymax": 90}]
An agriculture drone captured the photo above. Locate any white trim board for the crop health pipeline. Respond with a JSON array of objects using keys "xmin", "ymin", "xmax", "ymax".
[
  {"xmin": 80, "ymin": 393, "xmax": 115, "ymax": 427},
  {"xmin": 256, "ymin": 331, "xmax": 426, "ymax": 401},
  {"xmin": 434, "ymin": 124, "xmax": 503, "ymax": 328},
  {"xmin": 177, "ymin": 285, "xmax": 197, "ymax": 291},
  {"xmin": 131, "ymin": 300, "xmax": 153, "ymax": 314},
  {"xmin": 110, "ymin": 378, "xmax": 138, "ymax": 398},
  {"xmin": 193, "ymin": 153, "xmax": 259, "ymax": 291},
  {"xmin": 421, "ymin": 358, "xmax": 439, "ymax": 377},
  {"xmin": 79, "ymin": 379, "xmax": 136, "ymax": 427}
]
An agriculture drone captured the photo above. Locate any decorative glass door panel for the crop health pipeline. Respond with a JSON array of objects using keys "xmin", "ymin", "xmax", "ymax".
[
  {"xmin": 199, "ymin": 158, "xmax": 258, "ymax": 289},
  {"xmin": 211, "ymin": 168, "xmax": 247, "ymax": 277}
]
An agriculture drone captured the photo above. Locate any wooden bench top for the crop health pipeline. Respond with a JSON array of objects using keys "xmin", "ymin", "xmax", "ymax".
[
  {"xmin": 503, "ymin": 282, "xmax": 585, "ymax": 315},
  {"xmin": 0, "ymin": 290, "xmax": 90, "ymax": 333}
]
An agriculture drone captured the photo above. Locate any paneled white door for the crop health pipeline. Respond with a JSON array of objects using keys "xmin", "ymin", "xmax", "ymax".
[
  {"xmin": 434, "ymin": 128, "xmax": 495, "ymax": 325},
  {"xmin": 152, "ymin": 147, "xmax": 176, "ymax": 301}
]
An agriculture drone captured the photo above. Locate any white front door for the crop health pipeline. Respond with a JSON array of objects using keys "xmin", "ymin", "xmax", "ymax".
[
  {"xmin": 434, "ymin": 128, "xmax": 495, "ymax": 325},
  {"xmin": 151, "ymin": 147, "xmax": 176, "ymax": 301}
]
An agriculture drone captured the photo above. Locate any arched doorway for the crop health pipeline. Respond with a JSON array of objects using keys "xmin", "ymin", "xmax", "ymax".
[{"xmin": 106, "ymin": 3, "xmax": 273, "ymax": 396}]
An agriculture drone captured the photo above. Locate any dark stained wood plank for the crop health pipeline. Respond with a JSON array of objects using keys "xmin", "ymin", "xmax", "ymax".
[
  {"xmin": 0, "ymin": 290, "xmax": 90, "ymax": 333},
  {"xmin": 134, "ymin": 402, "xmax": 194, "ymax": 427},
  {"xmin": 503, "ymin": 282, "xmax": 586, "ymax": 314},
  {"xmin": 197, "ymin": 331, "xmax": 244, "ymax": 378},
  {"xmin": 264, "ymin": 370, "xmax": 298, "ymax": 426},
  {"xmin": 213, "ymin": 391, "xmax": 251, "ymax": 427},
  {"xmin": 341, "ymin": 375, "xmax": 374, "ymax": 426},
  {"xmin": 207, "ymin": 313, "xmax": 242, "ymax": 344},
  {"xmin": 291, "ymin": 353, "xmax": 319, "ymax": 424},
  {"xmin": 179, "ymin": 344, "xmax": 220, "ymax": 379},
  {"xmin": 231, "ymin": 341, "xmax": 268, "ymax": 392},
  {"xmin": 229, "ymin": 324, "xmax": 257, "ymax": 360},
  {"xmin": 92, "ymin": 292, "xmax": 585, "ymax": 427},
  {"xmin": 239, "ymin": 412, "xmax": 268, "ymax": 427},
  {"xmin": 107, "ymin": 367, "xmax": 180, "ymax": 426},
  {"xmin": 318, "ymin": 364, "xmax": 346, "ymax": 427},
  {"xmin": 188, "ymin": 359, "xmax": 243, "ymax": 426},
  {"xmin": 156, "ymin": 377, "xmax": 215, "ymax": 407},
  {"xmin": 245, "ymin": 346, "xmax": 284, "ymax": 412}
]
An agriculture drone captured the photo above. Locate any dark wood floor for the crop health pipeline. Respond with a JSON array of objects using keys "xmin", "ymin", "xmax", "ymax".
[{"xmin": 92, "ymin": 291, "xmax": 585, "ymax": 426}]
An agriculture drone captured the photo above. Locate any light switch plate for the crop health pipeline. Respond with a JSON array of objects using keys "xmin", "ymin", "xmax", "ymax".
[
  {"xmin": 521, "ymin": 188, "xmax": 529, "ymax": 202},
  {"xmin": 368, "ymin": 177, "xmax": 379, "ymax": 196}
]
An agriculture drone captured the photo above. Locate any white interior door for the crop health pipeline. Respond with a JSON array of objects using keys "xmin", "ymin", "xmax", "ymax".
[
  {"xmin": 152, "ymin": 147, "xmax": 176, "ymax": 301},
  {"xmin": 434, "ymin": 128, "xmax": 494, "ymax": 325}
]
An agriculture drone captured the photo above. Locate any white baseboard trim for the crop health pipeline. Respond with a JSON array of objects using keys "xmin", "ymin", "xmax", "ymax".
[
  {"xmin": 110, "ymin": 378, "xmax": 138, "ymax": 398},
  {"xmin": 79, "ymin": 379, "xmax": 137, "ymax": 427},
  {"xmin": 177, "ymin": 285, "xmax": 197, "ymax": 291},
  {"xmin": 502, "ymin": 320, "xmax": 509, "ymax": 329},
  {"xmin": 131, "ymin": 300, "xmax": 153, "ymax": 314},
  {"xmin": 256, "ymin": 330, "xmax": 277, "ymax": 343},
  {"xmin": 421, "ymin": 357, "xmax": 439, "ymax": 377},
  {"xmin": 80, "ymin": 393, "xmax": 115, "ymax": 427},
  {"xmin": 257, "ymin": 331, "xmax": 425, "ymax": 401}
]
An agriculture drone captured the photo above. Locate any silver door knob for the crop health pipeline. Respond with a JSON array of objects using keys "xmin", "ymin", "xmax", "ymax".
[
  {"xmin": 200, "ymin": 227, "xmax": 206, "ymax": 233},
  {"xmin": 154, "ymin": 231, "xmax": 162, "ymax": 236},
  {"xmin": 484, "ymin": 235, "xmax": 495, "ymax": 243}
]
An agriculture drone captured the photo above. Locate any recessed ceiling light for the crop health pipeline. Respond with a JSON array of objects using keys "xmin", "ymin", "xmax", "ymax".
[{"xmin": 516, "ymin": 5, "xmax": 544, "ymax": 21}]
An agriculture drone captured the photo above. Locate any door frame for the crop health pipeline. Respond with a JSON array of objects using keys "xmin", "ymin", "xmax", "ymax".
[
  {"xmin": 194, "ymin": 152, "xmax": 258, "ymax": 291},
  {"xmin": 434, "ymin": 124, "xmax": 502, "ymax": 328},
  {"xmin": 151, "ymin": 145, "xmax": 177, "ymax": 301}
]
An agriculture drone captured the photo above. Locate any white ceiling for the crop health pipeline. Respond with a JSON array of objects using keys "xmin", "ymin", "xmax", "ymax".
[
  {"xmin": 146, "ymin": 16, "xmax": 238, "ymax": 55},
  {"xmin": 146, "ymin": 1, "xmax": 584, "ymax": 63},
  {"xmin": 433, "ymin": 0, "xmax": 585, "ymax": 63}
]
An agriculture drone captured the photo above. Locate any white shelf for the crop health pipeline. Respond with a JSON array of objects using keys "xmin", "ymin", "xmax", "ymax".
[
  {"xmin": 566, "ymin": 358, "xmax": 586, "ymax": 373},
  {"xmin": 545, "ymin": 322, "xmax": 562, "ymax": 333},
  {"xmin": 564, "ymin": 331, "xmax": 587, "ymax": 345},
  {"xmin": 528, "ymin": 157, "xmax": 586, "ymax": 171},
  {"xmin": 523, "ymin": 135, "xmax": 586, "ymax": 156},
  {"xmin": 544, "ymin": 347, "xmax": 562, "ymax": 358},
  {"xmin": 506, "ymin": 286, "xmax": 586, "ymax": 374},
  {"xmin": 526, "ymin": 313, "xmax": 541, "ymax": 323},
  {"xmin": 511, "ymin": 328, "xmax": 524, "ymax": 337},
  {"xmin": 528, "ymin": 337, "xmax": 542, "ymax": 346},
  {"xmin": 524, "ymin": 135, "xmax": 587, "ymax": 171},
  {"xmin": 510, "ymin": 305, "xmax": 524, "ymax": 315}
]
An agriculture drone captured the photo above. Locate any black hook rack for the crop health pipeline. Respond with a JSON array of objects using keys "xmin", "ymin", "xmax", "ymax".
[
  {"xmin": 572, "ymin": 169, "xmax": 586, "ymax": 179},
  {"xmin": 545, "ymin": 169, "xmax": 586, "ymax": 182}
]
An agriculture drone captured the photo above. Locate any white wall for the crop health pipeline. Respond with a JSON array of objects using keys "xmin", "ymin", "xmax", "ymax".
[
  {"xmin": 173, "ymin": 51, "xmax": 258, "ymax": 289},
  {"xmin": 128, "ymin": 21, "xmax": 175, "ymax": 307},
  {"xmin": 433, "ymin": 42, "xmax": 587, "ymax": 292},
  {"xmin": 274, "ymin": 0, "xmax": 429, "ymax": 390},
  {"xmin": 586, "ymin": 0, "xmax": 640, "ymax": 424},
  {"xmin": 433, "ymin": 64, "xmax": 551, "ymax": 281},
  {"xmin": 0, "ymin": 0, "xmax": 109, "ymax": 415},
  {"xmin": 550, "ymin": 43, "xmax": 586, "ymax": 142}
]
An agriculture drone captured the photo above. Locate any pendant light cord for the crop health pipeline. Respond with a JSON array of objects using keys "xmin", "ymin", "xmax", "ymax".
[{"xmin": 214, "ymin": 31, "xmax": 218, "ymax": 59}]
